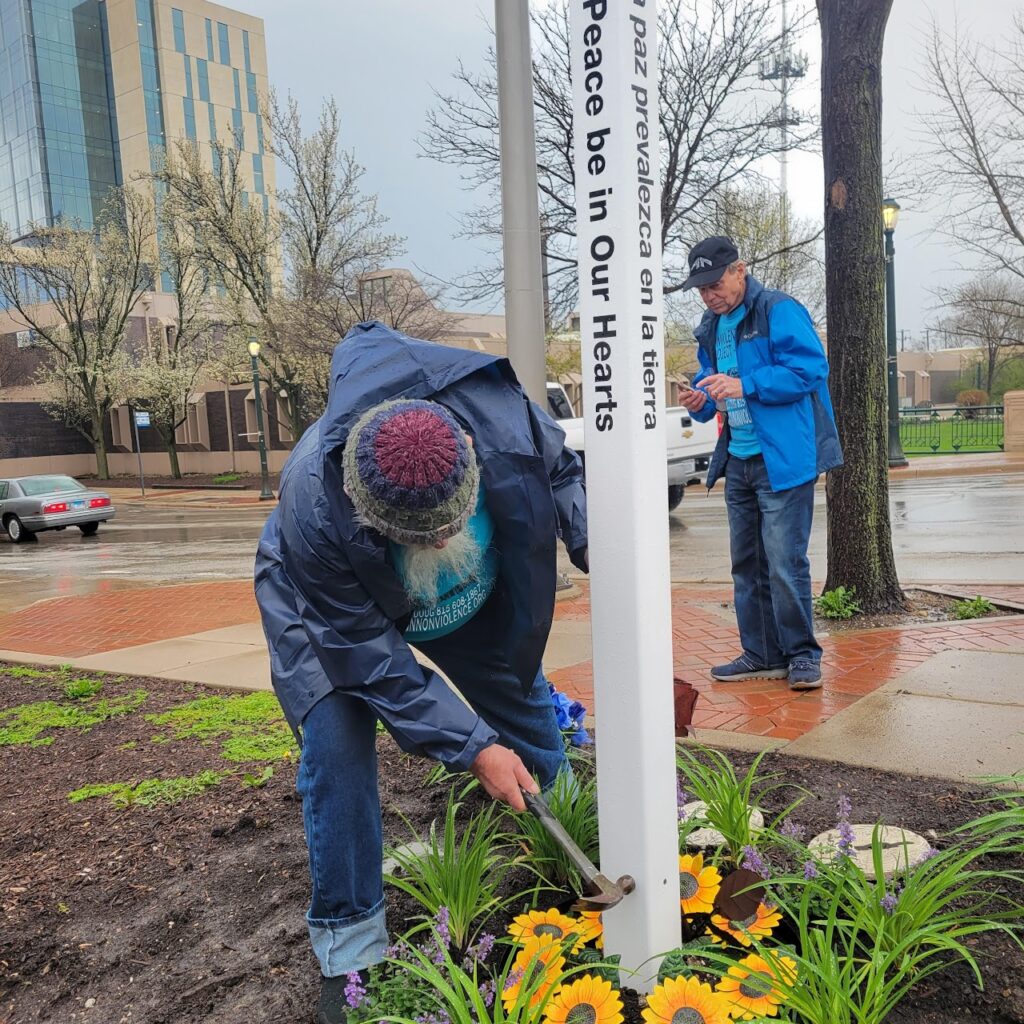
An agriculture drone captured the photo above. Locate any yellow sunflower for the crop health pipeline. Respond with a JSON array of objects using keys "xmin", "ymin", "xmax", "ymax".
[
  {"xmin": 509, "ymin": 908, "xmax": 586, "ymax": 952},
  {"xmin": 544, "ymin": 974, "xmax": 624, "ymax": 1024},
  {"xmin": 715, "ymin": 951, "xmax": 797, "ymax": 1021},
  {"xmin": 642, "ymin": 975, "xmax": 732, "ymax": 1024},
  {"xmin": 708, "ymin": 902, "xmax": 781, "ymax": 946},
  {"xmin": 678, "ymin": 853, "xmax": 723, "ymax": 916},
  {"xmin": 502, "ymin": 939, "xmax": 567, "ymax": 1011},
  {"xmin": 575, "ymin": 910, "xmax": 604, "ymax": 950}
]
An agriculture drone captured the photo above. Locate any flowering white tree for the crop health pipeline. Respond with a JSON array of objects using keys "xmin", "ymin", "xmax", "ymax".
[
  {"xmin": 131, "ymin": 199, "xmax": 214, "ymax": 477},
  {"xmin": 0, "ymin": 188, "xmax": 154, "ymax": 477}
]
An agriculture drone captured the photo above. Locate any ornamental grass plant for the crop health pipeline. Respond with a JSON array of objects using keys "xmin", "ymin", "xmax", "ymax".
[
  {"xmin": 384, "ymin": 788, "xmax": 534, "ymax": 955},
  {"xmin": 676, "ymin": 745, "xmax": 807, "ymax": 862}
]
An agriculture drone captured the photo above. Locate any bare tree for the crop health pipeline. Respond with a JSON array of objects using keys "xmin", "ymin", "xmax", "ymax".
[
  {"xmin": 700, "ymin": 181, "xmax": 825, "ymax": 317},
  {"xmin": 933, "ymin": 276, "xmax": 1024, "ymax": 395},
  {"xmin": 421, "ymin": 0, "xmax": 819, "ymax": 320},
  {"xmin": 0, "ymin": 336, "xmax": 34, "ymax": 388},
  {"xmin": 920, "ymin": 16, "xmax": 1024, "ymax": 282},
  {"xmin": 156, "ymin": 99, "xmax": 449, "ymax": 434},
  {"xmin": 132, "ymin": 199, "xmax": 214, "ymax": 478},
  {"xmin": 0, "ymin": 188, "xmax": 154, "ymax": 477},
  {"xmin": 818, "ymin": 0, "xmax": 904, "ymax": 614}
]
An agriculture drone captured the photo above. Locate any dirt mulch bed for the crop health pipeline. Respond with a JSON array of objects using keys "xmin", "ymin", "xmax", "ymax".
[
  {"xmin": 1, "ymin": 665, "xmax": 1022, "ymax": 1024},
  {"xmin": 817, "ymin": 587, "xmax": 1019, "ymax": 633}
]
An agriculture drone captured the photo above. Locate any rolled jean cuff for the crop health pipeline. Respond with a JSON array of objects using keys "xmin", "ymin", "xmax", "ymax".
[{"xmin": 308, "ymin": 899, "xmax": 388, "ymax": 977}]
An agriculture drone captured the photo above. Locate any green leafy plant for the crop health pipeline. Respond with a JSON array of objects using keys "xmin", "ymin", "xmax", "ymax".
[
  {"xmin": 742, "ymin": 825, "xmax": 1024, "ymax": 1023},
  {"xmin": 146, "ymin": 691, "xmax": 296, "ymax": 762},
  {"xmin": 814, "ymin": 585, "xmax": 861, "ymax": 620},
  {"xmin": 68, "ymin": 770, "xmax": 225, "ymax": 808},
  {"xmin": 212, "ymin": 471, "xmax": 243, "ymax": 484},
  {"xmin": 952, "ymin": 595, "xmax": 995, "ymax": 620},
  {"xmin": 506, "ymin": 769, "xmax": 599, "ymax": 892},
  {"xmin": 676, "ymin": 746, "xmax": 806, "ymax": 862},
  {"xmin": 953, "ymin": 774, "xmax": 1024, "ymax": 847},
  {"xmin": 63, "ymin": 677, "xmax": 103, "ymax": 700},
  {"xmin": 384, "ymin": 788, "xmax": 529, "ymax": 954},
  {"xmin": 355, "ymin": 928, "xmax": 608, "ymax": 1024},
  {"xmin": 0, "ymin": 690, "xmax": 147, "ymax": 746},
  {"xmin": 242, "ymin": 766, "xmax": 275, "ymax": 788},
  {"xmin": 5, "ymin": 665, "xmax": 53, "ymax": 680}
]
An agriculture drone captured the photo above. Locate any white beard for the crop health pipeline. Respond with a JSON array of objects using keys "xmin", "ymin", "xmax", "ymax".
[{"xmin": 397, "ymin": 529, "xmax": 485, "ymax": 607}]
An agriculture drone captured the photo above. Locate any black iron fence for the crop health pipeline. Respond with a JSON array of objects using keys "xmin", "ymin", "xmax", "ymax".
[{"xmin": 898, "ymin": 406, "xmax": 1005, "ymax": 454}]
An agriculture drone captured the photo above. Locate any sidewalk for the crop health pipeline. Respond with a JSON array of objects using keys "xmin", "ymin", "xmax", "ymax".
[{"xmin": 2, "ymin": 579, "xmax": 1022, "ymax": 783}]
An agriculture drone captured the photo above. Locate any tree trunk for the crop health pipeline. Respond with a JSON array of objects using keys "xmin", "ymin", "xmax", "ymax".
[
  {"xmin": 166, "ymin": 438, "xmax": 182, "ymax": 479},
  {"xmin": 819, "ymin": 0, "xmax": 905, "ymax": 613},
  {"xmin": 93, "ymin": 429, "xmax": 110, "ymax": 480}
]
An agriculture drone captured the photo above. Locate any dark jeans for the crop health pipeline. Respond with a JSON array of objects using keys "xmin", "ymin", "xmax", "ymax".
[
  {"xmin": 724, "ymin": 454, "xmax": 821, "ymax": 666},
  {"xmin": 297, "ymin": 598, "xmax": 567, "ymax": 976}
]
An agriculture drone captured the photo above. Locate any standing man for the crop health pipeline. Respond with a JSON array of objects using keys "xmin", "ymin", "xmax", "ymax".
[
  {"xmin": 254, "ymin": 322, "xmax": 588, "ymax": 1024},
  {"xmin": 680, "ymin": 237, "xmax": 842, "ymax": 691}
]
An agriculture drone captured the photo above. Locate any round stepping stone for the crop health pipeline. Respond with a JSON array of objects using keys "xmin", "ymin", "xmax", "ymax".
[
  {"xmin": 681, "ymin": 800, "xmax": 764, "ymax": 848},
  {"xmin": 382, "ymin": 840, "xmax": 431, "ymax": 876},
  {"xmin": 809, "ymin": 825, "xmax": 931, "ymax": 879}
]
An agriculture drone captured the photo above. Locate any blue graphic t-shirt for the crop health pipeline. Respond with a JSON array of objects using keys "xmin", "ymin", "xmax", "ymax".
[
  {"xmin": 715, "ymin": 305, "xmax": 761, "ymax": 459},
  {"xmin": 390, "ymin": 485, "xmax": 498, "ymax": 643}
]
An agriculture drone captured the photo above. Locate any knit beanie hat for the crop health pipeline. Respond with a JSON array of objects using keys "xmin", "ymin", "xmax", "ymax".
[{"xmin": 342, "ymin": 399, "xmax": 479, "ymax": 546}]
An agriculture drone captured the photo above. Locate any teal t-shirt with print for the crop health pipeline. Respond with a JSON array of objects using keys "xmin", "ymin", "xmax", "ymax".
[
  {"xmin": 715, "ymin": 305, "xmax": 761, "ymax": 459},
  {"xmin": 390, "ymin": 485, "xmax": 498, "ymax": 643}
]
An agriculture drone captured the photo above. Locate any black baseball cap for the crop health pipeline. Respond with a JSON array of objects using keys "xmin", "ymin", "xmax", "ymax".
[{"xmin": 682, "ymin": 236, "xmax": 740, "ymax": 290}]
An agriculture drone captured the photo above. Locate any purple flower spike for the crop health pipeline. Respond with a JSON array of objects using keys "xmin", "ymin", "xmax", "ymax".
[
  {"xmin": 474, "ymin": 932, "xmax": 496, "ymax": 962},
  {"xmin": 803, "ymin": 860, "xmax": 818, "ymax": 880},
  {"xmin": 344, "ymin": 971, "xmax": 368, "ymax": 1009},
  {"xmin": 435, "ymin": 906, "xmax": 452, "ymax": 949},
  {"xmin": 677, "ymin": 781, "xmax": 689, "ymax": 820},
  {"xmin": 837, "ymin": 793, "xmax": 853, "ymax": 822},
  {"xmin": 479, "ymin": 979, "xmax": 496, "ymax": 1008},
  {"xmin": 741, "ymin": 844, "xmax": 771, "ymax": 879},
  {"xmin": 880, "ymin": 891, "xmax": 899, "ymax": 914},
  {"xmin": 837, "ymin": 819, "xmax": 856, "ymax": 859},
  {"xmin": 915, "ymin": 846, "xmax": 941, "ymax": 867},
  {"xmin": 780, "ymin": 820, "xmax": 806, "ymax": 842}
]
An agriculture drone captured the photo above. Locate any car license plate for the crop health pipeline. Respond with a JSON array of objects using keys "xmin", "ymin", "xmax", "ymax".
[{"xmin": 72, "ymin": 499, "xmax": 86, "ymax": 509}]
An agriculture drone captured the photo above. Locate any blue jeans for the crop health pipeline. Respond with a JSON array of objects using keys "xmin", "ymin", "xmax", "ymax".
[
  {"xmin": 296, "ymin": 599, "xmax": 567, "ymax": 977},
  {"xmin": 724, "ymin": 454, "xmax": 821, "ymax": 667}
]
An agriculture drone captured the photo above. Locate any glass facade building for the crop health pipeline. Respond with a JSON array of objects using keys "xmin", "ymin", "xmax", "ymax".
[
  {"xmin": 0, "ymin": 0, "xmax": 120, "ymax": 236},
  {"xmin": 0, "ymin": 0, "xmax": 273, "ymax": 286}
]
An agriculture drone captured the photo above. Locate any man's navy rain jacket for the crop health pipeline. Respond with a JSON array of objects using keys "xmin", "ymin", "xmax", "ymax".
[{"xmin": 255, "ymin": 322, "xmax": 588, "ymax": 771}]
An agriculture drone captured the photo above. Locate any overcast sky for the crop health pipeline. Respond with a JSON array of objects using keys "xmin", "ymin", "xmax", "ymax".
[{"xmin": 242, "ymin": 0, "xmax": 1011, "ymax": 338}]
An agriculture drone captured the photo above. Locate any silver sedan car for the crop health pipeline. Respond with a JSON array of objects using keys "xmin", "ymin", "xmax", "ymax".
[{"xmin": 0, "ymin": 475, "xmax": 116, "ymax": 543}]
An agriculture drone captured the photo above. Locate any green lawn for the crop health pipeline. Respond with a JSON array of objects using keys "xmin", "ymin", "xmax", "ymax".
[{"xmin": 900, "ymin": 416, "xmax": 1004, "ymax": 455}]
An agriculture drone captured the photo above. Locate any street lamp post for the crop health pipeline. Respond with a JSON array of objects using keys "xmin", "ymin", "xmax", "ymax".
[
  {"xmin": 247, "ymin": 339, "xmax": 276, "ymax": 501},
  {"xmin": 882, "ymin": 198, "xmax": 908, "ymax": 468}
]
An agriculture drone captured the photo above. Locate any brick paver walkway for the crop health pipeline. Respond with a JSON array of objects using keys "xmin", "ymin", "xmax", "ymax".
[
  {"xmin": 551, "ymin": 585, "xmax": 1024, "ymax": 742},
  {"xmin": 2, "ymin": 579, "xmax": 1022, "ymax": 745},
  {"xmin": 0, "ymin": 581, "xmax": 258, "ymax": 658}
]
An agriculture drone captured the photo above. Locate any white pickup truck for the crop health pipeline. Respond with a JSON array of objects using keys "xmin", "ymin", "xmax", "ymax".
[{"xmin": 546, "ymin": 382, "xmax": 719, "ymax": 511}]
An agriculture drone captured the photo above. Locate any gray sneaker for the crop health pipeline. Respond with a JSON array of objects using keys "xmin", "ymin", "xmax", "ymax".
[
  {"xmin": 710, "ymin": 656, "xmax": 789, "ymax": 682},
  {"xmin": 788, "ymin": 660, "xmax": 823, "ymax": 691}
]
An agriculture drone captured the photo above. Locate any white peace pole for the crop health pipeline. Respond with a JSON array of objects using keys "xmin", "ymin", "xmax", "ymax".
[{"xmin": 569, "ymin": 0, "xmax": 681, "ymax": 988}]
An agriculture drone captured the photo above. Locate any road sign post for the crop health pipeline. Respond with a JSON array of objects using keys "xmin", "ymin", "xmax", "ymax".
[
  {"xmin": 569, "ymin": 0, "xmax": 681, "ymax": 989},
  {"xmin": 132, "ymin": 408, "xmax": 149, "ymax": 498}
]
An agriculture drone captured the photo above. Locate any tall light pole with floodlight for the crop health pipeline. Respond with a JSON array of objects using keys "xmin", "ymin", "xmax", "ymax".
[
  {"xmin": 882, "ymin": 198, "xmax": 908, "ymax": 468},
  {"xmin": 247, "ymin": 339, "xmax": 276, "ymax": 500}
]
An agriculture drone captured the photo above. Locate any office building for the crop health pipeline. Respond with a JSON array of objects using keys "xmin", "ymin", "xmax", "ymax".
[{"xmin": 0, "ymin": 0, "xmax": 273, "ymax": 243}]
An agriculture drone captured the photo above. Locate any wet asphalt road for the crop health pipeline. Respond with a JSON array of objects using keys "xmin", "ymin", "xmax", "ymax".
[{"xmin": 1, "ymin": 473, "xmax": 1022, "ymax": 612}]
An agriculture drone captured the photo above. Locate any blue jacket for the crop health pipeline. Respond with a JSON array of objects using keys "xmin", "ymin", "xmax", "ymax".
[
  {"xmin": 690, "ymin": 276, "xmax": 843, "ymax": 491},
  {"xmin": 254, "ymin": 322, "xmax": 588, "ymax": 771}
]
